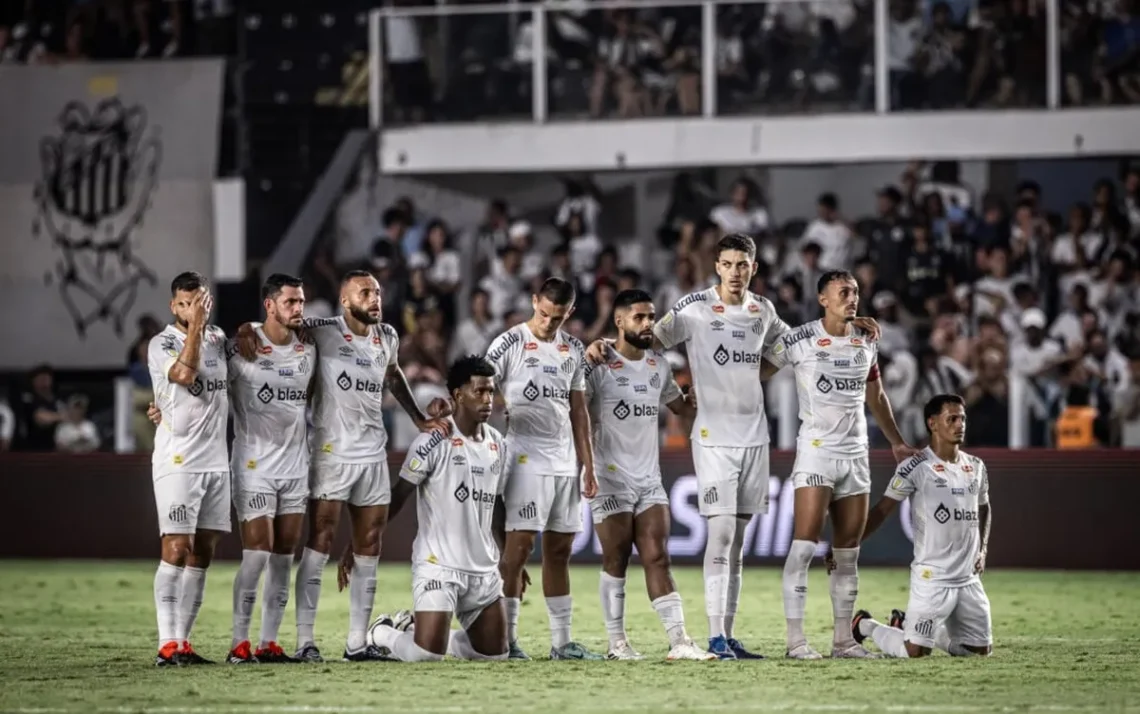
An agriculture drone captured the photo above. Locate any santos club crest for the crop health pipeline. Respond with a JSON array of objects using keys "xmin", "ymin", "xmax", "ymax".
[{"xmin": 32, "ymin": 98, "xmax": 161, "ymax": 337}]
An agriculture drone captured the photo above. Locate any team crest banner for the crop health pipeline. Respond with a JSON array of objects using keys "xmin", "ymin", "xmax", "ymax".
[{"xmin": 0, "ymin": 61, "xmax": 223, "ymax": 369}]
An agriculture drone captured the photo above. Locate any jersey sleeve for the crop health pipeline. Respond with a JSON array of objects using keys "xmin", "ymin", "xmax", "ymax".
[
  {"xmin": 976, "ymin": 460, "xmax": 990, "ymax": 506},
  {"xmin": 867, "ymin": 342, "xmax": 881, "ymax": 381},
  {"xmin": 763, "ymin": 331, "xmax": 795, "ymax": 369},
  {"xmin": 570, "ymin": 338, "xmax": 587, "ymax": 392},
  {"xmin": 147, "ymin": 333, "xmax": 179, "ymax": 382},
  {"xmin": 382, "ymin": 324, "xmax": 400, "ymax": 367},
  {"xmin": 884, "ymin": 457, "xmax": 923, "ymax": 501},
  {"xmin": 659, "ymin": 361, "xmax": 683, "ymax": 405},
  {"xmin": 654, "ymin": 299, "xmax": 693, "ymax": 349},
  {"xmin": 762, "ymin": 310, "xmax": 792, "ymax": 354},
  {"xmin": 400, "ymin": 432, "xmax": 447, "ymax": 485},
  {"xmin": 484, "ymin": 330, "xmax": 519, "ymax": 382}
]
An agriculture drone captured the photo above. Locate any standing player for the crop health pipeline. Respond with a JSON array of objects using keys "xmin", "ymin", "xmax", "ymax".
[
  {"xmin": 148, "ymin": 271, "xmax": 230, "ymax": 666},
  {"xmin": 237, "ymin": 270, "xmax": 449, "ymax": 662},
  {"xmin": 586, "ymin": 289, "xmax": 715, "ymax": 661},
  {"xmin": 342, "ymin": 356, "xmax": 511, "ymax": 662},
  {"xmin": 849, "ymin": 394, "xmax": 993, "ymax": 658},
  {"xmin": 225, "ymin": 274, "xmax": 316, "ymax": 663},
  {"xmin": 762, "ymin": 270, "xmax": 913, "ymax": 659},
  {"xmin": 484, "ymin": 277, "xmax": 601, "ymax": 660}
]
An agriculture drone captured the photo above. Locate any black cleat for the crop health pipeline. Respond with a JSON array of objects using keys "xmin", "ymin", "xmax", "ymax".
[
  {"xmin": 255, "ymin": 642, "xmax": 301, "ymax": 663},
  {"xmin": 343, "ymin": 644, "xmax": 391, "ymax": 662},
  {"xmin": 226, "ymin": 641, "xmax": 258, "ymax": 664},
  {"xmin": 890, "ymin": 609, "xmax": 906, "ymax": 630},
  {"xmin": 294, "ymin": 643, "xmax": 324, "ymax": 663},
  {"xmin": 852, "ymin": 609, "xmax": 873, "ymax": 645},
  {"xmin": 155, "ymin": 642, "xmax": 181, "ymax": 667},
  {"xmin": 176, "ymin": 642, "xmax": 214, "ymax": 665}
]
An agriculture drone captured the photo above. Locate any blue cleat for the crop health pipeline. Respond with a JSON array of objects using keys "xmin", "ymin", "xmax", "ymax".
[
  {"xmin": 728, "ymin": 638, "xmax": 766, "ymax": 660},
  {"xmin": 707, "ymin": 635, "xmax": 737, "ymax": 660}
]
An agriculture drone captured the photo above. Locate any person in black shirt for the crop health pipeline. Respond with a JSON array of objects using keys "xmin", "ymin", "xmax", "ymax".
[
  {"xmin": 18, "ymin": 364, "xmax": 63, "ymax": 452},
  {"xmin": 900, "ymin": 218, "xmax": 952, "ymax": 318}
]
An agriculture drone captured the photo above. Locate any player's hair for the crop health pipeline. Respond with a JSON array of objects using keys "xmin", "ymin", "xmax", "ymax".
[
  {"xmin": 817, "ymin": 270, "xmax": 857, "ymax": 294},
  {"xmin": 612, "ymin": 289, "xmax": 653, "ymax": 312},
  {"xmin": 340, "ymin": 269, "xmax": 375, "ymax": 286},
  {"xmin": 447, "ymin": 355, "xmax": 496, "ymax": 394},
  {"xmin": 261, "ymin": 273, "xmax": 304, "ymax": 301},
  {"xmin": 536, "ymin": 277, "xmax": 576, "ymax": 307},
  {"xmin": 714, "ymin": 233, "xmax": 756, "ymax": 261},
  {"xmin": 170, "ymin": 271, "xmax": 207, "ymax": 296},
  {"xmin": 923, "ymin": 394, "xmax": 966, "ymax": 433}
]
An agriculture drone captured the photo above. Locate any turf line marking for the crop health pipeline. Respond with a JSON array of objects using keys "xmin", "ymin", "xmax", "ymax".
[{"xmin": 10, "ymin": 704, "xmax": 1138, "ymax": 714}]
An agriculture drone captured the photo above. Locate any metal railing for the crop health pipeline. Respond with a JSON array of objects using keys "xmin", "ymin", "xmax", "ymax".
[{"xmin": 368, "ymin": 0, "xmax": 1067, "ymax": 128}]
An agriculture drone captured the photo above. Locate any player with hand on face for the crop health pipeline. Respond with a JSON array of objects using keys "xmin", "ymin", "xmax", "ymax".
[
  {"xmin": 849, "ymin": 394, "xmax": 993, "ymax": 659},
  {"xmin": 585, "ymin": 289, "xmax": 715, "ymax": 661},
  {"xmin": 147, "ymin": 272, "xmax": 230, "ymax": 666},
  {"xmin": 483, "ymin": 277, "xmax": 601, "ymax": 661},
  {"xmin": 340, "ymin": 357, "xmax": 511, "ymax": 662},
  {"xmin": 761, "ymin": 270, "xmax": 914, "ymax": 660}
]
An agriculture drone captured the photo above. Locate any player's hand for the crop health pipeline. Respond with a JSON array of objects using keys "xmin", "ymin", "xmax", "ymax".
[
  {"xmin": 891, "ymin": 442, "xmax": 919, "ymax": 462},
  {"xmin": 415, "ymin": 411, "xmax": 453, "ymax": 436},
  {"xmin": 521, "ymin": 567, "xmax": 532, "ymax": 600},
  {"xmin": 582, "ymin": 470, "xmax": 599, "ymax": 499},
  {"xmin": 235, "ymin": 322, "xmax": 262, "ymax": 362},
  {"xmin": 687, "ymin": 387, "xmax": 698, "ymax": 410},
  {"xmin": 851, "ymin": 316, "xmax": 881, "ymax": 342},
  {"xmin": 189, "ymin": 287, "xmax": 210, "ymax": 330},
  {"xmin": 974, "ymin": 549, "xmax": 987, "ymax": 575},
  {"xmin": 585, "ymin": 339, "xmax": 611, "ymax": 365},
  {"xmin": 337, "ymin": 548, "xmax": 355, "ymax": 592},
  {"xmin": 425, "ymin": 397, "xmax": 453, "ymax": 420},
  {"xmin": 147, "ymin": 402, "xmax": 162, "ymax": 426}
]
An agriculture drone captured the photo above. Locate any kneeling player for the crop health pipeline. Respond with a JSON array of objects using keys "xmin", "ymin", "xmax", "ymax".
[
  {"xmin": 340, "ymin": 357, "xmax": 510, "ymax": 661},
  {"xmin": 586, "ymin": 290, "xmax": 715, "ymax": 661},
  {"xmin": 849, "ymin": 394, "xmax": 994, "ymax": 658}
]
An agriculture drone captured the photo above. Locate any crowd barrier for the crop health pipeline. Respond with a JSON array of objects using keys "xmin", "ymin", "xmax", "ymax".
[{"xmin": 2, "ymin": 450, "xmax": 1136, "ymax": 569}]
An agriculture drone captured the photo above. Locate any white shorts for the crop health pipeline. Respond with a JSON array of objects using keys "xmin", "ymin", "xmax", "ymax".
[
  {"xmin": 412, "ymin": 562, "xmax": 504, "ymax": 631},
  {"xmin": 233, "ymin": 472, "xmax": 309, "ymax": 523},
  {"xmin": 309, "ymin": 461, "xmax": 391, "ymax": 507},
  {"xmin": 691, "ymin": 442, "xmax": 770, "ymax": 516},
  {"xmin": 153, "ymin": 471, "xmax": 232, "ymax": 536},
  {"xmin": 904, "ymin": 578, "xmax": 993, "ymax": 649},
  {"xmin": 589, "ymin": 476, "xmax": 669, "ymax": 525},
  {"xmin": 791, "ymin": 451, "xmax": 871, "ymax": 500},
  {"xmin": 504, "ymin": 471, "xmax": 581, "ymax": 533}
]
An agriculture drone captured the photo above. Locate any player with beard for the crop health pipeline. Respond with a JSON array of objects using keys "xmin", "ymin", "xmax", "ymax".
[
  {"xmin": 849, "ymin": 394, "xmax": 994, "ymax": 659},
  {"xmin": 148, "ymin": 271, "xmax": 230, "ymax": 666},
  {"xmin": 761, "ymin": 270, "xmax": 914, "ymax": 660},
  {"xmin": 237, "ymin": 270, "xmax": 449, "ymax": 662},
  {"xmin": 585, "ymin": 290, "xmax": 715, "ymax": 661},
  {"xmin": 340, "ymin": 357, "xmax": 511, "ymax": 662}
]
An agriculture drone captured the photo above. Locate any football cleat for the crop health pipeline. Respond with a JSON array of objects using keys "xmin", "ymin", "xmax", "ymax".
[
  {"xmin": 254, "ymin": 642, "xmax": 300, "ymax": 663},
  {"xmin": 890, "ymin": 609, "xmax": 906, "ymax": 630},
  {"xmin": 391, "ymin": 610, "xmax": 415, "ymax": 633},
  {"xmin": 550, "ymin": 641, "xmax": 604, "ymax": 660},
  {"xmin": 294, "ymin": 643, "xmax": 324, "ymax": 663},
  {"xmin": 832, "ymin": 643, "xmax": 881, "ymax": 659},
  {"xmin": 343, "ymin": 644, "xmax": 391, "ymax": 662},
  {"xmin": 727, "ymin": 638, "xmax": 765, "ymax": 659},
  {"xmin": 707, "ymin": 635, "xmax": 737, "ymax": 660},
  {"xmin": 786, "ymin": 643, "xmax": 824, "ymax": 660},
  {"xmin": 852, "ymin": 609, "xmax": 873, "ymax": 645},
  {"xmin": 507, "ymin": 640, "xmax": 531, "ymax": 660},
  {"xmin": 176, "ymin": 641, "xmax": 214, "ymax": 665},
  {"xmin": 226, "ymin": 640, "xmax": 258, "ymax": 664},
  {"xmin": 605, "ymin": 639, "xmax": 644, "ymax": 661},
  {"xmin": 155, "ymin": 641, "xmax": 181, "ymax": 667},
  {"xmin": 666, "ymin": 640, "xmax": 717, "ymax": 661}
]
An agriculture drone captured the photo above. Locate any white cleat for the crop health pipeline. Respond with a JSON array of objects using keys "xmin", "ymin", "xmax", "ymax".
[
  {"xmin": 606, "ymin": 639, "xmax": 644, "ymax": 660},
  {"xmin": 391, "ymin": 610, "xmax": 415, "ymax": 633},
  {"xmin": 786, "ymin": 643, "xmax": 825, "ymax": 660},
  {"xmin": 832, "ymin": 643, "xmax": 881, "ymax": 659},
  {"xmin": 666, "ymin": 639, "xmax": 718, "ymax": 661}
]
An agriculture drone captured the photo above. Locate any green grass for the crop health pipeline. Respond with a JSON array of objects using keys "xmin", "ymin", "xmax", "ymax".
[{"xmin": 0, "ymin": 562, "xmax": 1138, "ymax": 713}]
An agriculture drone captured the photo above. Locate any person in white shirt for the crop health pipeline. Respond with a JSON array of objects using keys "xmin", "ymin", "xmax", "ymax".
[
  {"xmin": 341, "ymin": 357, "xmax": 511, "ymax": 662},
  {"xmin": 449, "ymin": 289, "xmax": 503, "ymax": 363},
  {"xmin": 849, "ymin": 394, "xmax": 994, "ymax": 659},
  {"xmin": 762, "ymin": 271, "xmax": 914, "ymax": 660},
  {"xmin": 708, "ymin": 177, "xmax": 770, "ymax": 236},
  {"xmin": 147, "ymin": 272, "xmax": 230, "ymax": 666},
  {"xmin": 54, "ymin": 394, "xmax": 100, "ymax": 453},
  {"xmin": 585, "ymin": 289, "xmax": 714, "ymax": 662},
  {"xmin": 803, "ymin": 194, "xmax": 853, "ymax": 272},
  {"xmin": 0, "ymin": 396, "xmax": 13, "ymax": 450}
]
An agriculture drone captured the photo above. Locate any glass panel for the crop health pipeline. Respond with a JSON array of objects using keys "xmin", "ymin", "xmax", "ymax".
[
  {"xmin": 718, "ymin": 1, "xmax": 874, "ymax": 115},
  {"xmin": 1060, "ymin": 0, "xmax": 1140, "ymax": 107},
  {"xmin": 888, "ymin": 0, "xmax": 1047, "ymax": 111},
  {"xmin": 382, "ymin": 9, "xmax": 533, "ymax": 124},
  {"xmin": 545, "ymin": 4, "xmax": 705, "ymax": 120}
]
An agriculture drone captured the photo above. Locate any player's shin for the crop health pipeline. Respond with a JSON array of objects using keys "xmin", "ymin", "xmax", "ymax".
[
  {"xmin": 933, "ymin": 624, "xmax": 984, "ymax": 656},
  {"xmin": 176, "ymin": 566, "xmax": 208, "ymax": 642},
  {"xmin": 866, "ymin": 619, "xmax": 909, "ymax": 658},
  {"xmin": 782, "ymin": 539, "xmax": 815, "ymax": 649},
  {"xmin": 829, "ymin": 547, "xmax": 860, "ymax": 648},
  {"xmin": 651, "ymin": 592, "xmax": 690, "ymax": 647},
  {"xmin": 599, "ymin": 572, "xmax": 628, "ymax": 648},
  {"xmin": 346, "ymin": 554, "xmax": 380, "ymax": 651},
  {"xmin": 259, "ymin": 553, "xmax": 293, "ymax": 648},
  {"xmin": 154, "ymin": 561, "xmax": 184, "ymax": 648},
  {"xmin": 294, "ymin": 547, "xmax": 329, "ymax": 649},
  {"xmin": 703, "ymin": 515, "xmax": 736, "ymax": 639},
  {"xmin": 232, "ymin": 549, "xmax": 271, "ymax": 648},
  {"xmin": 449, "ymin": 629, "xmax": 508, "ymax": 661},
  {"xmin": 724, "ymin": 517, "xmax": 748, "ymax": 639}
]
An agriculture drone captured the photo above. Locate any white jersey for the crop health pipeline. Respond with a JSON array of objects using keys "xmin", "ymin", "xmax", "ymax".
[
  {"xmin": 484, "ymin": 323, "xmax": 586, "ymax": 477},
  {"xmin": 585, "ymin": 351, "xmax": 681, "ymax": 488},
  {"xmin": 764, "ymin": 320, "xmax": 879, "ymax": 458},
  {"xmin": 654, "ymin": 288, "xmax": 789, "ymax": 447},
  {"xmin": 308, "ymin": 316, "xmax": 399, "ymax": 464},
  {"xmin": 400, "ymin": 422, "xmax": 507, "ymax": 574},
  {"xmin": 227, "ymin": 327, "xmax": 316, "ymax": 479},
  {"xmin": 148, "ymin": 324, "xmax": 230, "ymax": 478},
  {"xmin": 885, "ymin": 448, "xmax": 990, "ymax": 587}
]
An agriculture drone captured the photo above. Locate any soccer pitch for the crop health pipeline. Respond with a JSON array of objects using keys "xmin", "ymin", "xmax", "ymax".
[{"xmin": 1, "ymin": 562, "xmax": 1137, "ymax": 714}]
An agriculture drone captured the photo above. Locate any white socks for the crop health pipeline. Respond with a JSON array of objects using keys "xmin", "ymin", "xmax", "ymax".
[
  {"xmin": 599, "ymin": 573, "xmax": 627, "ymax": 646},
  {"xmin": 652, "ymin": 592, "xmax": 690, "ymax": 647},
  {"xmin": 725, "ymin": 517, "xmax": 748, "ymax": 639},
  {"xmin": 782, "ymin": 538, "xmax": 815, "ymax": 648},
  {"xmin": 176, "ymin": 566, "xmax": 208, "ymax": 642},
  {"xmin": 346, "ymin": 554, "xmax": 379, "ymax": 651},
  {"xmin": 704, "ymin": 515, "xmax": 736, "ymax": 638},
  {"xmin": 259, "ymin": 553, "xmax": 293, "ymax": 648},
  {"xmin": 154, "ymin": 561, "xmax": 183, "ymax": 647},
  {"xmin": 829, "ymin": 547, "xmax": 860, "ymax": 648},
  {"xmin": 294, "ymin": 548, "xmax": 328, "ymax": 649},
  {"xmin": 370, "ymin": 624, "xmax": 444, "ymax": 662},
  {"xmin": 449, "ymin": 628, "xmax": 509, "ymax": 660},
  {"xmin": 232, "ymin": 549, "xmax": 271, "ymax": 648},
  {"xmin": 865, "ymin": 618, "xmax": 910, "ymax": 658},
  {"xmin": 504, "ymin": 597, "xmax": 521, "ymax": 643},
  {"xmin": 545, "ymin": 595, "xmax": 573, "ymax": 650}
]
